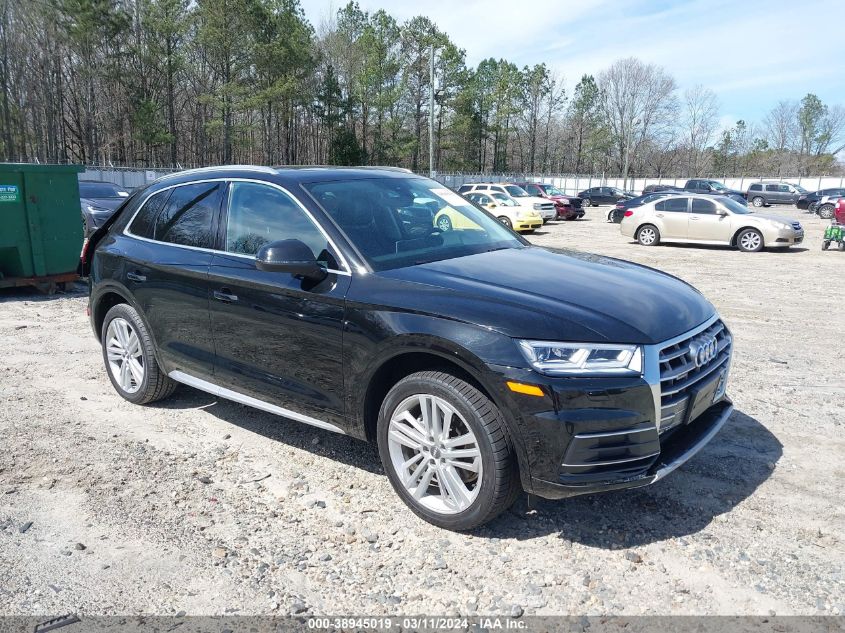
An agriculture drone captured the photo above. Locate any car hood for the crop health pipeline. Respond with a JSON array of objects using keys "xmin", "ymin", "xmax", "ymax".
[
  {"xmin": 379, "ymin": 247, "xmax": 715, "ymax": 345},
  {"xmin": 81, "ymin": 197, "xmax": 124, "ymax": 211},
  {"xmin": 745, "ymin": 212, "xmax": 799, "ymax": 225}
]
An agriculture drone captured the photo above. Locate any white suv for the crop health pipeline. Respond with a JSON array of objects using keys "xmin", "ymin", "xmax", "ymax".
[{"xmin": 458, "ymin": 183, "xmax": 556, "ymax": 222}]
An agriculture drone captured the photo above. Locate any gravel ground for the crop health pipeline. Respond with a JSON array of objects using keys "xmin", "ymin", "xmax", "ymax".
[{"xmin": 0, "ymin": 204, "xmax": 843, "ymax": 618}]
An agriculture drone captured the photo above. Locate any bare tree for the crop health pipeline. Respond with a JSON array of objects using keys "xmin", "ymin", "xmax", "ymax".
[
  {"xmin": 598, "ymin": 57, "xmax": 677, "ymax": 188},
  {"xmin": 681, "ymin": 85, "xmax": 719, "ymax": 176}
]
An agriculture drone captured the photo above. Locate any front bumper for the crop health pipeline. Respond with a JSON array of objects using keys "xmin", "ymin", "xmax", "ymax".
[
  {"xmin": 555, "ymin": 204, "xmax": 585, "ymax": 220},
  {"xmin": 773, "ymin": 228, "xmax": 804, "ymax": 245},
  {"xmin": 515, "ymin": 219, "xmax": 543, "ymax": 231},
  {"xmin": 486, "ymin": 318, "xmax": 733, "ymax": 499}
]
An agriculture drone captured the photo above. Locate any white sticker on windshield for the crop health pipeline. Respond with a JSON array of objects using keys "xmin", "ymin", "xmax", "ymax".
[
  {"xmin": 430, "ymin": 188, "xmax": 467, "ymax": 208},
  {"xmin": 118, "ymin": 191, "xmax": 129, "ymax": 197}
]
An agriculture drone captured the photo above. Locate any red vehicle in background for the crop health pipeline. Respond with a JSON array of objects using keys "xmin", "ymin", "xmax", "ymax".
[
  {"xmin": 835, "ymin": 198, "xmax": 845, "ymax": 224},
  {"xmin": 514, "ymin": 182, "xmax": 586, "ymax": 220}
]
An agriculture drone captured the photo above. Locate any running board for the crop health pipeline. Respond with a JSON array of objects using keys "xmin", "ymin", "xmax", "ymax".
[{"xmin": 168, "ymin": 370, "xmax": 346, "ymax": 435}]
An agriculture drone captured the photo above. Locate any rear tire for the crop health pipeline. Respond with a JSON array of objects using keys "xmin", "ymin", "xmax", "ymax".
[
  {"xmin": 818, "ymin": 204, "xmax": 835, "ymax": 219},
  {"xmin": 377, "ymin": 371, "xmax": 520, "ymax": 531},
  {"xmin": 582, "ymin": 197, "xmax": 592, "ymax": 207},
  {"xmin": 101, "ymin": 303, "xmax": 177, "ymax": 405},
  {"xmin": 737, "ymin": 228, "xmax": 764, "ymax": 252},
  {"xmin": 636, "ymin": 224, "xmax": 660, "ymax": 246},
  {"xmin": 751, "ymin": 196, "xmax": 765, "ymax": 207},
  {"xmin": 822, "ymin": 241, "xmax": 830, "ymax": 251}
]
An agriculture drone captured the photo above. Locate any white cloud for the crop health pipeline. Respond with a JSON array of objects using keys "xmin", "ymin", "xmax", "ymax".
[{"xmin": 300, "ymin": 0, "xmax": 845, "ymax": 118}]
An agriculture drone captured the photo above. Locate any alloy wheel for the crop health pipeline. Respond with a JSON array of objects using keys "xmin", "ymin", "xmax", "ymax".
[
  {"xmin": 387, "ymin": 394, "xmax": 482, "ymax": 515},
  {"xmin": 752, "ymin": 197, "xmax": 764, "ymax": 207},
  {"xmin": 105, "ymin": 317, "xmax": 145, "ymax": 394},
  {"xmin": 639, "ymin": 227, "xmax": 657, "ymax": 245},
  {"xmin": 739, "ymin": 231, "xmax": 762, "ymax": 251}
]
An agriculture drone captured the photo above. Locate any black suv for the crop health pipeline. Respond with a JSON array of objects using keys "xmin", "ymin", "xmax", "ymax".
[{"xmin": 82, "ymin": 166, "xmax": 734, "ymax": 530}]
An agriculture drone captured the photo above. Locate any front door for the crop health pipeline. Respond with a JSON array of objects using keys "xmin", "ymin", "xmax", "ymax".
[
  {"xmin": 688, "ymin": 197, "xmax": 733, "ymax": 242},
  {"xmin": 208, "ymin": 180, "xmax": 350, "ymax": 428}
]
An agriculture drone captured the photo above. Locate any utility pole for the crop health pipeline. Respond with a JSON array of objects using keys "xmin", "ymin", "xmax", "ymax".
[{"xmin": 429, "ymin": 43, "xmax": 435, "ymax": 178}]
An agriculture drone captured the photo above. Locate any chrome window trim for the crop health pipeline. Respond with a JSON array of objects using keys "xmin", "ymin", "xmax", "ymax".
[
  {"xmin": 169, "ymin": 370, "xmax": 346, "ymax": 435},
  {"xmin": 122, "ymin": 177, "xmax": 352, "ymax": 276}
]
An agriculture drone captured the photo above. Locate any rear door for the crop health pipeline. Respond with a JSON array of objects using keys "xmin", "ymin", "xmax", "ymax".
[
  {"xmin": 765, "ymin": 184, "xmax": 781, "ymax": 204},
  {"xmin": 207, "ymin": 180, "xmax": 350, "ymax": 428},
  {"xmin": 654, "ymin": 197, "xmax": 690, "ymax": 238},
  {"xmin": 121, "ymin": 181, "xmax": 223, "ymax": 378}
]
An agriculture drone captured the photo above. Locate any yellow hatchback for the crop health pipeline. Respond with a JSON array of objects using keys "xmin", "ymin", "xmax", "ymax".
[{"xmin": 462, "ymin": 192, "xmax": 542, "ymax": 232}]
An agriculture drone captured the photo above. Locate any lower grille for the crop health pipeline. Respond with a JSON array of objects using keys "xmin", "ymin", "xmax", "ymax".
[{"xmin": 658, "ymin": 320, "xmax": 731, "ymax": 433}]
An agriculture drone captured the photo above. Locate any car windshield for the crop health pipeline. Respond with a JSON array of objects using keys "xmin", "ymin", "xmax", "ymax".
[
  {"xmin": 723, "ymin": 197, "xmax": 751, "ymax": 214},
  {"xmin": 708, "ymin": 181, "xmax": 728, "ymax": 191},
  {"xmin": 79, "ymin": 182, "xmax": 128, "ymax": 198},
  {"xmin": 490, "ymin": 192, "xmax": 518, "ymax": 206},
  {"xmin": 304, "ymin": 177, "xmax": 524, "ymax": 271},
  {"xmin": 504, "ymin": 185, "xmax": 529, "ymax": 197},
  {"xmin": 541, "ymin": 185, "xmax": 564, "ymax": 196}
]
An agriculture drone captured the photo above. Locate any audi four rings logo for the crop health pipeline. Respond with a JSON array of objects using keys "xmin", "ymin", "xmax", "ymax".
[{"xmin": 690, "ymin": 336, "xmax": 719, "ymax": 367}]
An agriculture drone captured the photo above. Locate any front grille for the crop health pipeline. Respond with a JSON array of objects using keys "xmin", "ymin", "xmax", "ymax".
[
  {"xmin": 791, "ymin": 222, "xmax": 802, "ymax": 230},
  {"xmin": 570, "ymin": 198, "xmax": 583, "ymax": 209},
  {"xmin": 540, "ymin": 203, "xmax": 555, "ymax": 211},
  {"xmin": 658, "ymin": 320, "xmax": 731, "ymax": 434}
]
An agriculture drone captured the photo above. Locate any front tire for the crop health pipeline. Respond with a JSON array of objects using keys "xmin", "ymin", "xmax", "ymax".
[
  {"xmin": 498, "ymin": 216, "xmax": 513, "ymax": 229},
  {"xmin": 822, "ymin": 240, "xmax": 830, "ymax": 251},
  {"xmin": 737, "ymin": 228, "xmax": 764, "ymax": 252},
  {"xmin": 751, "ymin": 196, "xmax": 765, "ymax": 207},
  {"xmin": 637, "ymin": 224, "xmax": 660, "ymax": 246},
  {"xmin": 376, "ymin": 371, "xmax": 520, "ymax": 531},
  {"xmin": 818, "ymin": 204, "xmax": 835, "ymax": 219},
  {"xmin": 101, "ymin": 303, "xmax": 177, "ymax": 405},
  {"xmin": 436, "ymin": 215, "xmax": 452, "ymax": 232}
]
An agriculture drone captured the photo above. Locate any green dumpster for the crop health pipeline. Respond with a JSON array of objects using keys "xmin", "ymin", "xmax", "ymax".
[{"xmin": 0, "ymin": 163, "xmax": 85, "ymax": 291}]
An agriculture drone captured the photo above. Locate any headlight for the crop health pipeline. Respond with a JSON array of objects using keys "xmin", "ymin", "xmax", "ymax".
[
  {"xmin": 532, "ymin": 203, "xmax": 543, "ymax": 210},
  {"xmin": 559, "ymin": 198, "xmax": 570, "ymax": 204},
  {"xmin": 517, "ymin": 340, "xmax": 643, "ymax": 376},
  {"xmin": 773, "ymin": 221, "xmax": 791, "ymax": 230},
  {"xmin": 85, "ymin": 204, "xmax": 109, "ymax": 214},
  {"xmin": 515, "ymin": 210, "xmax": 525, "ymax": 219}
]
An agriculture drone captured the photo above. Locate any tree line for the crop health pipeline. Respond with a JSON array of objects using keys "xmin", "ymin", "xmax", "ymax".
[{"xmin": 1, "ymin": 0, "xmax": 844, "ymax": 177}]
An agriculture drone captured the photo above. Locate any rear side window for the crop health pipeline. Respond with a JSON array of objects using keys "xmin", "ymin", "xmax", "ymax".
[
  {"xmin": 749, "ymin": 184, "xmax": 762, "ymax": 191},
  {"xmin": 154, "ymin": 182, "xmax": 223, "ymax": 248},
  {"xmin": 128, "ymin": 189, "xmax": 172, "ymax": 238},
  {"xmin": 655, "ymin": 198, "xmax": 689, "ymax": 212},
  {"xmin": 765, "ymin": 184, "xmax": 779, "ymax": 192},
  {"xmin": 225, "ymin": 182, "xmax": 329, "ymax": 261}
]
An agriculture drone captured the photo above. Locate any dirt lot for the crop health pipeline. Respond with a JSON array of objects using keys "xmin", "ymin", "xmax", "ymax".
[{"xmin": 1, "ymin": 205, "xmax": 843, "ymax": 618}]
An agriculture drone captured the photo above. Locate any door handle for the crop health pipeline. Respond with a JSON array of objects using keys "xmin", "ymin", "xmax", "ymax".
[
  {"xmin": 690, "ymin": 216, "xmax": 700, "ymax": 221},
  {"xmin": 213, "ymin": 288, "xmax": 238, "ymax": 303},
  {"xmin": 655, "ymin": 213, "xmax": 664, "ymax": 218},
  {"xmin": 127, "ymin": 271, "xmax": 146, "ymax": 282}
]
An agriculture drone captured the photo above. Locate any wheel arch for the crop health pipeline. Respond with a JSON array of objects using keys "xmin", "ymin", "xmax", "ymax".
[
  {"xmin": 358, "ymin": 342, "xmax": 531, "ymax": 488},
  {"xmin": 730, "ymin": 225, "xmax": 764, "ymax": 247}
]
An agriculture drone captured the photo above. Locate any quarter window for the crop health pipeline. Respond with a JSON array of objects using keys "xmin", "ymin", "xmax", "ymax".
[
  {"xmin": 749, "ymin": 184, "xmax": 762, "ymax": 191},
  {"xmin": 153, "ymin": 182, "xmax": 222, "ymax": 248},
  {"xmin": 128, "ymin": 189, "xmax": 171, "ymax": 239},
  {"xmin": 655, "ymin": 198, "xmax": 689, "ymax": 212},
  {"xmin": 225, "ymin": 182, "xmax": 330, "ymax": 263}
]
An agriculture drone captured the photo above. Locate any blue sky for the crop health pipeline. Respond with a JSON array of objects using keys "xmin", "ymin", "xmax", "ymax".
[{"xmin": 302, "ymin": 0, "xmax": 845, "ymax": 129}]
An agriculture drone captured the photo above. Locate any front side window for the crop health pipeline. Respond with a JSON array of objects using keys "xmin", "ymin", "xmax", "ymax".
[
  {"xmin": 504, "ymin": 185, "xmax": 529, "ymax": 197},
  {"xmin": 778, "ymin": 184, "xmax": 791, "ymax": 192},
  {"xmin": 655, "ymin": 198, "xmax": 689, "ymax": 212},
  {"xmin": 708, "ymin": 181, "xmax": 727, "ymax": 191},
  {"xmin": 305, "ymin": 177, "xmax": 523, "ymax": 272},
  {"xmin": 542, "ymin": 185, "xmax": 564, "ymax": 196},
  {"xmin": 225, "ymin": 182, "xmax": 330, "ymax": 262},
  {"xmin": 691, "ymin": 198, "xmax": 717, "ymax": 214},
  {"xmin": 153, "ymin": 182, "xmax": 222, "ymax": 249}
]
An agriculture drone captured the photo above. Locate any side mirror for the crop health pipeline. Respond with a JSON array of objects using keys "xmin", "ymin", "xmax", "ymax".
[
  {"xmin": 256, "ymin": 239, "xmax": 327, "ymax": 281},
  {"xmin": 716, "ymin": 208, "xmax": 728, "ymax": 216},
  {"xmin": 489, "ymin": 203, "xmax": 497, "ymax": 208}
]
